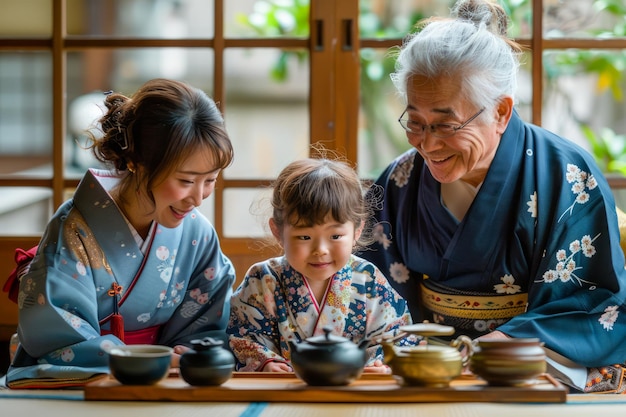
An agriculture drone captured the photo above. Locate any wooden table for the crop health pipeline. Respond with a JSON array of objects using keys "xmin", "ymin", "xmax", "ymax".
[
  {"xmin": 2, "ymin": 373, "xmax": 626, "ymax": 417},
  {"xmin": 84, "ymin": 372, "xmax": 568, "ymax": 403}
]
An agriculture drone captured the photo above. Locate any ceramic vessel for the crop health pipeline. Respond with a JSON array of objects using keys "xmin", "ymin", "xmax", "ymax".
[
  {"xmin": 179, "ymin": 337, "xmax": 235, "ymax": 386},
  {"xmin": 469, "ymin": 338, "xmax": 546, "ymax": 386},
  {"xmin": 108, "ymin": 344, "xmax": 172, "ymax": 385},
  {"xmin": 288, "ymin": 326, "xmax": 370, "ymax": 386},
  {"xmin": 383, "ymin": 322, "xmax": 473, "ymax": 388}
]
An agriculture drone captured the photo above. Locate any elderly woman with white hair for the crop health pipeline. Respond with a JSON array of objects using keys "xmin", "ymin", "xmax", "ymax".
[{"xmin": 360, "ymin": 0, "xmax": 626, "ymax": 394}]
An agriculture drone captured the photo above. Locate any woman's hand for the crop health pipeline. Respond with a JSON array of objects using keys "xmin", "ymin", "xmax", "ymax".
[
  {"xmin": 170, "ymin": 344, "xmax": 191, "ymax": 368},
  {"xmin": 475, "ymin": 330, "xmax": 509, "ymax": 342},
  {"xmin": 364, "ymin": 359, "xmax": 391, "ymax": 374},
  {"xmin": 262, "ymin": 361, "xmax": 293, "ymax": 372},
  {"xmin": 461, "ymin": 330, "xmax": 510, "ymax": 374}
]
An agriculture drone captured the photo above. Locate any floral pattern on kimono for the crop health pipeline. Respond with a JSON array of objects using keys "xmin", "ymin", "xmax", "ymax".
[
  {"xmin": 227, "ymin": 255, "xmax": 412, "ymax": 371},
  {"xmin": 358, "ymin": 110, "xmax": 626, "ymax": 373},
  {"xmin": 6, "ymin": 168, "xmax": 235, "ymax": 388}
]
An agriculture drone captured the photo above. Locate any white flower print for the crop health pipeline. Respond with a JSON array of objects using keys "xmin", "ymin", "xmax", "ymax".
[
  {"xmin": 180, "ymin": 300, "xmax": 201, "ymax": 318},
  {"xmin": 599, "ymin": 305, "xmax": 619, "ymax": 331},
  {"xmin": 137, "ymin": 312, "xmax": 151, "ymax": 323},
  {"xmin": 61, "ymin": 311, "xmax": 82, "ymax": 329},
  {"xmin": 586, "ymin": 175, "xmax": 598, "ymax": 189},
  {"xmin": 537, "ymin": 233, "xmax": 599, "ymax": 287},
  {"xmin": 580, "ymin": 235, "xmax": 596, "ymax": 257},
  {"xmin": 493, "ymin": 274, "xmax": 521, "ymax": 294},
  {"xmin": 474, "ymin": 319, "xmax": 507, "ymax": 333},
  {"xmin": 390, "ymin": 153, "xmax": 414, "ymax": 188},
  {"xmin": 389, "ymin": 262, "xmax": 410, "ymax": 284},
  {"xmin": 100, "ymin": 339, "xmax": 116, "ymax": 352},
  {"xmin": 160, "ymin": 266, "xmax": 173, "ymax": 283},
  {"xmin": 558, "ymin": 164, "xmax": 597, "ymax": 222},
  {"xmin": 575, "ymin": 191, "xmax": 590, "ymax": 204},
  {"xmin": 571, "ymin": 181, "xmax": 585, "ymax": 194},
  {"xmin": 542, "ymin": 270, "xmax": 558, "ymax": 283},
  {"xmin": 204, "ymin": 267, "xmax": 216, "ymax": 280},
  {"xmin": 60, "ymin": 348, "xmax": 75, "ymax": 362},
  {"xmin": 373, "ymin": 223, "xmax": 392, "ymax": 250},
  {"xmin": 527, "ymin": 192, "xmax": 537, "ymax": 218},
  {"xmin": 153, "ymin": 247, "xmax": 180, "ymax": 306},
  {"xmin": 76, "ymin": 260, "xmax": 87, "ymax": 276},
  {"xmin": 155, "ymin": 246, "xmax": 170, "ymax": 261}
]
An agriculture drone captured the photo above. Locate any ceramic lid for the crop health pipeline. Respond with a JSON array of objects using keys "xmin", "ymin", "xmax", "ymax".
[
  {"xmin": 397, "ymin": 344, "xmax": 462, "ymax": 359},
  {"xmin": 189, "ymin": 337, "xmax": 224, "ymax": 350},
  {"xmin": 399, "ymin": 322, "xmax": 455, "ymax": 337},
  {"xmin": 305, "ymin": 326, "xmax": 352, "ymax": 346}
]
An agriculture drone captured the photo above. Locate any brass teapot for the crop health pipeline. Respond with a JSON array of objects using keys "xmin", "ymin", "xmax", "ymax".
[{"xmin": 382, "ymin": 322, "xmax": 473, "ymax": 388}]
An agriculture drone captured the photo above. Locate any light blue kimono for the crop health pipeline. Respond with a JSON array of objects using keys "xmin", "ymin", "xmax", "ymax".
[
  {"xmin": 359, "ymin": 111, "xmax": 626, "ymax": 389},
  {"xmin": 6, "ymin": 169, "xmax": 235, "ymax": 388}
]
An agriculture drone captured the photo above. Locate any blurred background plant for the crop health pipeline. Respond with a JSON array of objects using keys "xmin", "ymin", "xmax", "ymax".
[
  {"xmin": 541, "ymin": 0, "xmax": 626, "ymax": 175},
  {"xmin": 583, "ymin": 126, "xmax": 626, "ymax": 174},
  {"xmin": 237, "ymin": 0, "xmax": 626, "ymax": 177}
]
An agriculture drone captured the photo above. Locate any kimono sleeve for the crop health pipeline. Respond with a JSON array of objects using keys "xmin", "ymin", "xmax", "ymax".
[
  {"xmin": 499, "ymin": 163, "xmax": 626, "ymax": 368},
  {"xmin": 359, "ymin": 262, "xmax": 414, "ymax": 364},
  {"xmin": 227, "ymin": 263, "xmax": 288, "ymax": 371},
  {"xmin": 14, "ymin": 214, "xmax": 122, "ymax": 370}
]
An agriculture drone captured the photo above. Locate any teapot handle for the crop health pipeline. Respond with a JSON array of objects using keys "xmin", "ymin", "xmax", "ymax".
[
  {"xmin": 372, "ymin": 331, "xmax": 408, "ymax": 346},
  {"xmin": 450, "ymin": 335, "xmax": 474, "ymax": 367}
]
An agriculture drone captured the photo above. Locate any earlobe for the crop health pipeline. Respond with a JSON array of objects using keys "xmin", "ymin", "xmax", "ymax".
[
  {"xmin": 269, "ymin": 218, "xmax": 281, "ymax": 242},
  {"xmin": 354, "ymin": 220, "xmax": 364, "ymax": 242},
  {"xmin": 496, "ymin": 96, "xmax": 514, "ymax": 134}
]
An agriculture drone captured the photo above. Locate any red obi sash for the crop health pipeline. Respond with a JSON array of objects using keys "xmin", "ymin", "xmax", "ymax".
[{"xmin": 101, "ymin": 324, "xmax": 162, "ymax": 345}]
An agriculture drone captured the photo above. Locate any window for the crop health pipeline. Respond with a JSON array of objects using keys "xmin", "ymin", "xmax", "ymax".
[{"xmin": 1, "ymin": 0, "xmax": 625, "ymax": 275}]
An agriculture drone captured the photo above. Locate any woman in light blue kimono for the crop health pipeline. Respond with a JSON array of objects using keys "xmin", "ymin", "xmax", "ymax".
[
  {"xmin": 359, "ymin": 0, "xmax": 626, "ymax": 393},
  {"xmin": 228, "ymin": 158, "xmax": 412, "ymax": 373},
  {"xmin": 5, "ymin": 78, "xmax": 235, "ymax": 388}
]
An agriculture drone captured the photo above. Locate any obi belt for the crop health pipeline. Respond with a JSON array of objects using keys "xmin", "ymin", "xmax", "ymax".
[{"xmin": 420, "ymin": 279, "xmax": 528, "ymax": 339}]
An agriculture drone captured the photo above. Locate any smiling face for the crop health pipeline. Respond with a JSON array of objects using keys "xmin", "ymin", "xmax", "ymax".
[
  {"xmin": 270, "ymin": 214, "xmax": 361, "ymax": 284},
  {"xmin": 404, "ymin": 74, "xmax": 511, "ymax": 186},
  {"xmin": 128, "ymin": 147, "xmax": 220, "ymax": 234}
]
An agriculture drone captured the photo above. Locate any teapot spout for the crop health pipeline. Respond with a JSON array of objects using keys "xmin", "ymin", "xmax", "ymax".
[{"xmin": 358, "ymin": 338, "xmax": 371, "ymax": 350}]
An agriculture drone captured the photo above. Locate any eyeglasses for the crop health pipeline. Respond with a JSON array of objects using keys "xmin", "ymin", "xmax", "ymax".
[{"xmin": 398, "ymin": 107, "xmax": 485, "ymax": 138}]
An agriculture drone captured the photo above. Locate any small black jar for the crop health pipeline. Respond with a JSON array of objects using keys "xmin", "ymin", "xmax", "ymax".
[{"xmin": 179, "ymin": 337, "xmax": 235, "ymax": 386}]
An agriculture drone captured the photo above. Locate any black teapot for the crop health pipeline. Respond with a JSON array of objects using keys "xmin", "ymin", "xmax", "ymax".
[
  {"xmin": 288, "ymin": 326, "xmax": 370, "ymax": 386},
  {"xmin": 179, "ymin": 337, "xmax": 235, "ymax": 386}
]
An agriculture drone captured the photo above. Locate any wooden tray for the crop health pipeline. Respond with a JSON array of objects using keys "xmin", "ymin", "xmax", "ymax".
[{"xmin": 85, "ymin": 372, "xmax": 567, "ymax": 403}]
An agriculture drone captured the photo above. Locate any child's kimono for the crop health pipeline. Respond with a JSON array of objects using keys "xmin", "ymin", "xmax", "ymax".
[
  {"xmin": 227, "ymin": 255, "xmax": 412, "ymax": 371},
  {"xmin": 5, "ymin": 168, "xmax": 235, "ymax": 388}
]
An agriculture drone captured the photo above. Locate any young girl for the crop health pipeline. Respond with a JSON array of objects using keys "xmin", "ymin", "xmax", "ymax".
[{"xmin": 227, "ymin": 157, "xmax": 412, "ymax": 373}]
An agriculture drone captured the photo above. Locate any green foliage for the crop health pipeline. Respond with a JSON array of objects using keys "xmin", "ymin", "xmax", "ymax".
[
  {"xmin": 238, "ymin": 0, "xmax": 626, "ymax": 175},
  {"xmin": 235, "ymin": 0, "xmax": 310, "ymax": 81},
  {"xmin": 236, "ymin": 0, "xmax": 310, "ymax": 37},
  {"xmin": 582, "ymin": 125, "xmax": 626, "ymax": 175}
]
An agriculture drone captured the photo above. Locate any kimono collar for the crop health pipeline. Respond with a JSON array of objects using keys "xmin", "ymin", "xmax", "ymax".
[
  {"xmin": 442, "ymin": 111, "xmax": 526, "ymax": 267},
  {"xmin": 71, "ymin": 169, "xmax": 145, "ymax": 272}
]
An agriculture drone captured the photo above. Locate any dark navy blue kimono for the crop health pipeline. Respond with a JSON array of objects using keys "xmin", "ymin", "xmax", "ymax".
[{"xmin": 360, "ymin": 111, "xmax": 626, "ymax": 386}]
